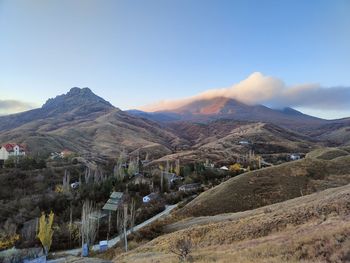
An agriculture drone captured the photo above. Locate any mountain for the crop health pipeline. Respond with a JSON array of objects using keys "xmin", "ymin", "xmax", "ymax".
[
  {"xmin": 0, "ymin": 87, "xmax": 114, "ymax": 132},
  {"xmin": 0, "ymin": 88, "xmax": 180, "ymax": 158},
  {"xmin": 1, "ymin": 89, "xmax": 347, "ymax": 161},
  {"xmin": 129, "ymin": 97, "xmax": 327, "ymax": 131}
]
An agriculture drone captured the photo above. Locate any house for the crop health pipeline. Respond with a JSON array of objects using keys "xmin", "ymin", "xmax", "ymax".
[
  {"xmin": 290, "ymin": 154, "xmax": 301, "ymax": 161},
  {"xmin": 239, "ymin": 140, "xmax": 250, "ymax": 145},
  {"xmin": 0, "ymin": 143, "xmax": 26, "ymax": 160},
  {"xmin": 220, "ymin": 166, "xmax": 229, "ymax": 171},
  {"xmin": 70, "ymin": 182, "xmax": 80, "ymax": 189},
  {"xmin": 61, "ymin": 149, "xmax": 74, "ymax": 158},
  {"xmin": 179, "ymin": 183, "xmax": 201, "ymax": 192},
  {"xmin": 143, "ymin": 193, "xmax": 159, "ymax": 203}
]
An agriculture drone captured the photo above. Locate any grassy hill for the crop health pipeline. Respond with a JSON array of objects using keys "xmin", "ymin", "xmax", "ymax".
[
  {"xmin": 177, "ymin": 147, "xmax": 350, "ymax": 217},
  {"xmin": 149, "ymin": 121, "xmax": 319, "ymax": 166},
  {"xmin": 115, "ymin": 184, "xmax": 350, "ymax": 263}
]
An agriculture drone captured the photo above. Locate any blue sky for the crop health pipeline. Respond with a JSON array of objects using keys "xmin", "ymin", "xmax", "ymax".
[{"xmin": 0, "ymin": 0, "xmax": 350, "ymax": 118}]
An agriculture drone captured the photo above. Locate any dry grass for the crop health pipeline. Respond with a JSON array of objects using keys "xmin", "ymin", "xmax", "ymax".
[
  {"xmin": 115, "ymin": 184, "xmax": 350, "ymax": 263},
  {"xmin": 177, "ymin": 148, "xmax": 350, "ymax": 217}
]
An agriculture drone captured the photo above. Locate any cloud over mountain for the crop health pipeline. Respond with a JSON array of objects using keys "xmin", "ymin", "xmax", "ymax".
[
  {"xmin": 140, "ymin": 72, "xmax": 350, "ymax": 112},
  {"xmin": 0, "ymin": 99, "xmax": 36, "ymax": 115}
]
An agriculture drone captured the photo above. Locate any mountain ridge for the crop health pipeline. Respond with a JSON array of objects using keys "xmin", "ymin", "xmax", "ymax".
[{"xmin": 128, "ymin": 96, "xmax": 328, "ymax": 132}]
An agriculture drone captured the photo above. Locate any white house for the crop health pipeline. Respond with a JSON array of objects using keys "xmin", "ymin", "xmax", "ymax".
[
  {"xmin": 142, "ymin": 193, "xmax": 159, "ymax": 203},
  {"xmin": 220, "ymin": 166, "xmax": 229, "ymax": 171},
  {"xmin": 0, "ymin": 143, "xmax": 26, "ymax": 160},
  {"xmin": 290, "ymin": 154, "xmax": 301, "ymax": 161}
]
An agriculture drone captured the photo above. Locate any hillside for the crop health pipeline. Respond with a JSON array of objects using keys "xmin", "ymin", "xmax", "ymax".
[
  {"xmin": 116, "ymin": 184, "xmax": 350, "ymax": 263},
  {"xmin": 150, "ymin": 121, "xmax": 319, "ymax": 165},
  {"xmin": 177, "ymin": 147, "xmax": 350, "ymax": 217},
  {"xmin": 0, "ymin": 88, "xmax": 181, "ymax": 158}
]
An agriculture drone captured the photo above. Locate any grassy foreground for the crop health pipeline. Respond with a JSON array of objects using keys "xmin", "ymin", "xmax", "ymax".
[{"xmin": 114, "ymin": 183, "xmax": 350, "ymax": 262}]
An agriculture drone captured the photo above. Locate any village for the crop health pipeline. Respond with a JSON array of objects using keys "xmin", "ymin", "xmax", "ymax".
[{"xmin": 0, "ymin": 142, "xmax": 303, "ymax": 262}]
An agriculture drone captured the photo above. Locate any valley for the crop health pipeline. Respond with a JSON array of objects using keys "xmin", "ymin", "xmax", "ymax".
[{"xmin": 0, "ymin": 88, "xmax": 349, "ymax": 263}]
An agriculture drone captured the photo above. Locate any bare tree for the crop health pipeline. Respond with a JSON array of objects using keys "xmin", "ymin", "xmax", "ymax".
[
  {"xmin": 84, "ymin": 167, "xmax": 92, "ymax": 184},
  {"xmin": 123, "ymin": 204, "xmax": 128, "ymax": 252},
  {"xmin": 128, "ymin": 159, "xmax": 138, "ymax": 176},
  {"xmin": 114, "ymin": 162, "xmax": 125, "ymax": 182},
  {"xmin": 63, "ymin": 170, "xmax": 70, "ymax": 193},
  {"xmin": 129, "ymin": 198, "xmax": 136, "ymax": 232},
  {"xmin": 170, "ymin": 236, "xmax": 193, "ymax": 262},
  {"xmin": 175, "ymin": 159, "xmax": 181, "ymax": 176},
  {"xmin": 80, "ymin": 200, "xmax": 98, "ymax": 255}
]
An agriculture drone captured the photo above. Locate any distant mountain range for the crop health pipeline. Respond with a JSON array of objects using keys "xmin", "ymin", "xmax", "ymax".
[
  {"xmin": 0, "ymin": 88, "xmax": 349, "ymax": 161},
  {"xmin": 127, "ymin": 96, "xmax": 326, "ymax": 130}
]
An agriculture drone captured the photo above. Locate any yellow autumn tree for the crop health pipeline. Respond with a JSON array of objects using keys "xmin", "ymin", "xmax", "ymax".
[
  {"xmin": 0, "ymin": 234, "xmax": 19, "ymax": 250},
  {"xmin": 37, "ymin": 211, "xmax": 54, "ymax": 256},
  {"xmin": 229, "ymin": 163, "xmax": 241, "ymax": 173}
]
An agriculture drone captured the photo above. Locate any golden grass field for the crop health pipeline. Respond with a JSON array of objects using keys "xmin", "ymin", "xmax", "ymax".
[{"xmin": 115, "ymin": 183, "xmax": 350, "ymax": 262}]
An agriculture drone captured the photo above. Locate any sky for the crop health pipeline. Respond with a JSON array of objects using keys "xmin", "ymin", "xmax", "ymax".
[{"xmin": 0, "ymin": 0, "xmax": 350, "ymax": 119}]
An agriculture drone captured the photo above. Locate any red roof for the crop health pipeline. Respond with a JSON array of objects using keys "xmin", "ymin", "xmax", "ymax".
[{"xmin": 2, "ymin": 143, "xmax": 26, "ymax": 152}]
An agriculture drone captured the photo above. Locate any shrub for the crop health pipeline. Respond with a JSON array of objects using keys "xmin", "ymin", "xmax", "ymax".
[{"xmin": 169, "ymin": 235, "xmax": 193, "ymax": 262}]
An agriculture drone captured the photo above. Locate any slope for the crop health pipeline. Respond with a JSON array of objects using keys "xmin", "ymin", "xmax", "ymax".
[
  {"xmin": 116, "ymin": 184, "xmax": 350, "ymax": 263},
  {"xmin": 177, "ymin": 147, "xmax": 350, "ymax": 217},
  {"xmin": 150, "ymin": 121, "xmax": 319, "ymax": 165}
]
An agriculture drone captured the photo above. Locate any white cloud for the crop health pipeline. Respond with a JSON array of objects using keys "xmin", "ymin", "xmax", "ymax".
[
  {"xmin": 139, "ymin": 72, "xmax": 350, "ymax": 112},
  {"xmin": 0, "ymin": 99, "xmax": 36, "ymax": 115}
]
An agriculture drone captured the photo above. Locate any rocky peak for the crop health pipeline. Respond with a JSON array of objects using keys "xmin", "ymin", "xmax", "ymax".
[{"xmin": 42, "ymin": 87, "xmax": 113, "ymax": 110}]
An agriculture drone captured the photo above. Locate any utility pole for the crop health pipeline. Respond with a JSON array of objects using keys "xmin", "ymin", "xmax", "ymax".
[
  {"xmin": 123, "ymin": 204, "xmax": 128, "ymax": 252},
  {"xmin": 107, "ymin": 211, "xmax": 111, "ymax": 241},
  {"xmin": 160, "ymin": 171, "xmax": 164, "ymax": 193}
]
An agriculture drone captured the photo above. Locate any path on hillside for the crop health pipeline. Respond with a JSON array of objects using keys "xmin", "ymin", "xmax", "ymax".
[{"xmin": 54, "ymin": 204, "xmax": 177, "ymax": 257}]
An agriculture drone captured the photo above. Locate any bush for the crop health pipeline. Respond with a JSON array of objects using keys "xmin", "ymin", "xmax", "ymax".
[{"xmin": 170, "ymin": 235, "xmax": 193, "ymax": 262}]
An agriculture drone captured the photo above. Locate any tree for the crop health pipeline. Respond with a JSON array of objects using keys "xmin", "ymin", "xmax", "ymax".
[
  {"xmin": 229, "ymin": 163, "xmax": 241, "ymax": 173},
  {"xmin": 175, "ymin": 159, "xmax": 181, "ymax": 176},
  {"xmin": 170, "ymin": 236, "xmax": 193, "ymax": 262},
  {"xmin": 4, "ymin": 157, "xmax": 15, "ymax": 168},
  {"xmin": 114, "ymin": 163, "xmax": 125, "ymax": 182},
  {"xmin": 0, "ymin": 219, "xmax": 19, "ymax": 250},
  {"xmin": 63, "ymin": 169, "xmax": 70, "ymax": 193},
  {"xmin": 80, "ymin": 200, "xmax": 98, "ymax": 254},
  {"xmin": 37, "ymin": 211, "xmax": 54, "ymax": 256},
  {"xmin": 128, "ymin": 159, "xmax": 138, "ymax": 176},
  {"xmin": 129, "ymin": 198, "xmax": 136, "ymax": 232}
]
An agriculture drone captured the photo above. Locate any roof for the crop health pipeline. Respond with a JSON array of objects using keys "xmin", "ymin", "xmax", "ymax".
[
  {"xmin": 144, "ymin": 193, "xmax": 159, "ymax": 199},
  {"xmin": 2, "ymin": 143, "xmax": 26, "ymax": 152},
  {"xmin": 102, "ymin": 203, "xmax": 119, "ymax": 211},
  {"xmin": 102, "ymin": 192, "xmax": 124, "ymax": 211},
  {"xmin": 110, "ymin": 191, "xmax": 124, "ymax": 199}
]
